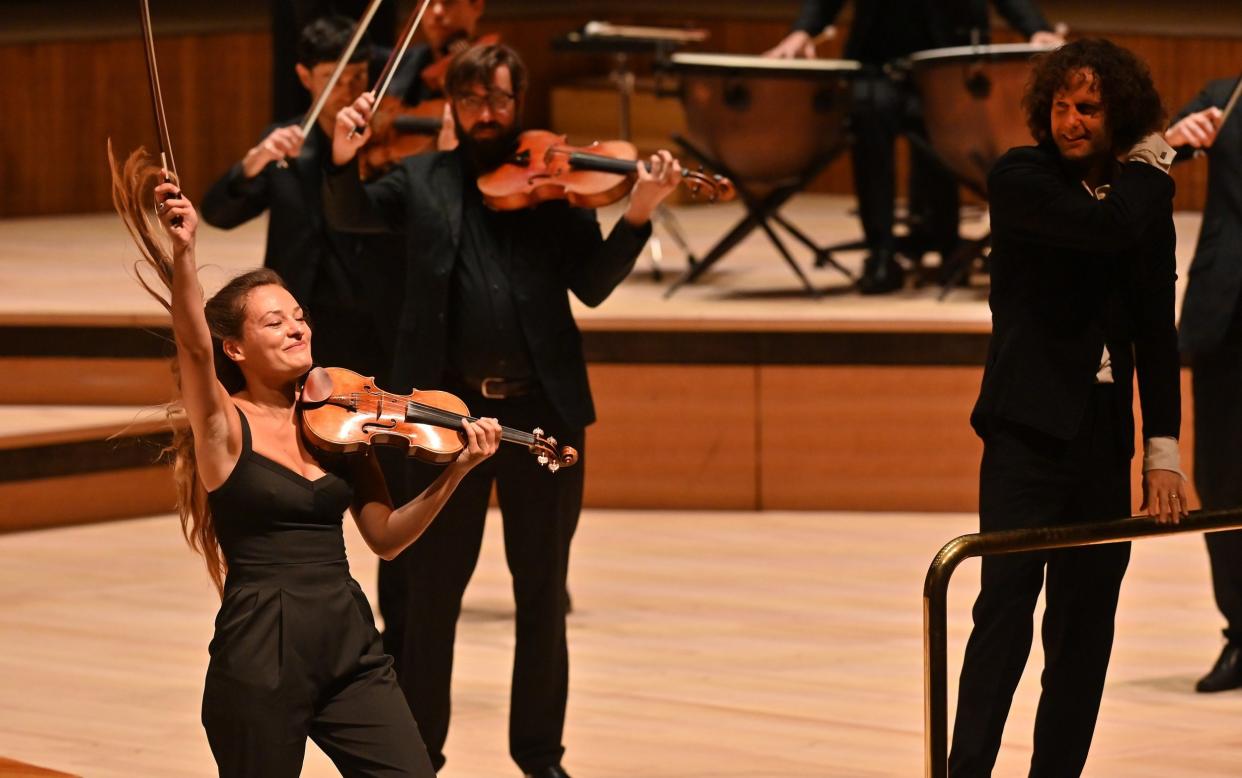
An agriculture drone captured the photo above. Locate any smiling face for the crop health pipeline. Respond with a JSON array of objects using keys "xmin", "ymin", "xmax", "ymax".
[
  {"xmin": 1050, "ymin": 68, "xmax": 1111, "ymax": 164},
  {"xmin": 221, "ymin": 284, "xmax": 313, "ymax": 383}
]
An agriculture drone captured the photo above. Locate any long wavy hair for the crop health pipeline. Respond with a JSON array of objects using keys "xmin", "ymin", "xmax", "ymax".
[
  {"xmin": 1023, "ymin": 38, "xmax": 1166, "ymax": 155},
  {"xmin": 108, "ymin": 142, "xmax": 287, "ymax": 595}
]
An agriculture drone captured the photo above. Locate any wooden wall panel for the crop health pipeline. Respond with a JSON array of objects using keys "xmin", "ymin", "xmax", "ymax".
[
  {"xmin": 758, "ymin": 366, "xmax": 984, "ymax": 512},
  {"xmin": 0, "ymin": 358, "xmax": 174, "ymax": 406},
  {"xmin": 0, "ymin": 467, "xmax": 174, "ymax": 533},
  {"xmin": 585, "ymin": 364, "xmax": 757, "ymax": 509},
  {"xmin": 0, "ymin": 31, "xmax": 271, "ymax": 218}
]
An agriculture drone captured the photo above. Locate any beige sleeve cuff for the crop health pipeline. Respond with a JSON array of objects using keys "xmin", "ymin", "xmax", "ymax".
[
  {"xmin": 1143, "ymin": 436, "xmax": 1184, "ymax": 477},
  {"xmin": 1127, "ymin": 132, "xmax": 1177, "ymax": 173}
]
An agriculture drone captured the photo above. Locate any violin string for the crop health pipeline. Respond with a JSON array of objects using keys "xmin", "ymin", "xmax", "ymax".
[{"xmin": 349, "ymin": 389, "xmax": 537, "ymax": 445}]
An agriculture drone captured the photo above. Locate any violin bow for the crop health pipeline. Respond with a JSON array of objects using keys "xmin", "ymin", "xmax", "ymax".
[
  {"xmin": 138, "ymin": 0, "xmax": 181, "ymax": 224},
  {"xmin": 1192, "ymin": 71, "xmax": 1242, "ymax": 160},
  {"xmin": 298, "ymin": 0, "xmax": 387, "ymax": 137},
  {"xmin": 347, "ymin": 0, "xmax": 434, "ymax": 139}
]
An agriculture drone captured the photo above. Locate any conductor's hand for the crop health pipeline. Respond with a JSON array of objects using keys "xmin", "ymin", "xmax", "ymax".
[
  {"xmin": 332, "ymin": 92, "xmax": 376, "ymax": 167},
  {"xmin": 765, "ymin": 30, "xmax": 815, "ymax": 59},
  {"xmin": 242, "ymin": 124, "xmax": 305, "ymax": 177},
  {"xmin": 624, "ymin": 150, "xmax": 681, "ymax": 227},
  {"xmin": 453, "ymin": 417, "xmax": 502, "ymax": 471},
  {"xmin": 1142, "ymin": 469, "xmax": 1189, "ymax": 524},
  {"xmin": 154, "ymin": 180, "xmax": 197, "ymax": 253},
  {"xmin": 1165, "ymin": 107, "xmax": 1224, "ymax": 150}
]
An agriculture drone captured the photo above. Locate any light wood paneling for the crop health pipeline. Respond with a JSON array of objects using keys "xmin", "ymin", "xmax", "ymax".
[
  {"xmin": 586, "ymin": 364, "xmax": 758, "ymax": 509},
  {"xmin": 759, "ymin": 365, "xmax": 984, "ymax": 511},
  {"xmin": 0, "ymin": 757, "xmax": 77, "ymax": 778},
  {"xmin": 0, "ymin": 359, "xmax": 174, "ymax": 406},
  {"xmin": 0, "ymin": 467, "xmax": 174, "ymax": 532}
]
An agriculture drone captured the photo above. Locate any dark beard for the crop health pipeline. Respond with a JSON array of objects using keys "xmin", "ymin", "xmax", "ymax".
[{"xmin": 457, "ymin": 122, "xmax": 521, "ymax": 173}]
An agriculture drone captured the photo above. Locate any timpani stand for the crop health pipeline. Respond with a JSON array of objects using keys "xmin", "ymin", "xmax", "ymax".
[
  {"xmin": 903, "ymin": 42, "xmax": 1056, "ymax": 298},
  {"xmin": 553, "ymin": 22, "xmax": 710, "ymax": 280},
  {"xmin": 661, "ymin": 53, "xmax": 861, "ymax": 298}
]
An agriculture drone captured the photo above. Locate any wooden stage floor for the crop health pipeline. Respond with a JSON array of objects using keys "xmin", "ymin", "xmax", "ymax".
[
  {"xmin": 0, "ymin": 509, "xmax": 1238, "ymax": 777},
  {"xmin": 0, "ymin": 195, "xmax": 1205, "ymax": 330}
]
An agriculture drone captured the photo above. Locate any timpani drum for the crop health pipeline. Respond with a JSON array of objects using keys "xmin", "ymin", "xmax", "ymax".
[
  {"xmin": 668, "ymin": 53, "xmax": 861, "ymax": 186},
  {"xmin": 907, "ymin": 43, "xmax": 1056, "ymax": 192}
]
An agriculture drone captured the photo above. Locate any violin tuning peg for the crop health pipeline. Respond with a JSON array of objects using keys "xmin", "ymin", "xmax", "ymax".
[
  {"xmin": 549, "ymin": 461, "xmax": 561, "ymax": 473},
  {"xmin": 538, "ymin": 454, "xmax": 549, "ymax": 466},
  {"xmin": 533, "ymin": 427, "xmax": 544, "ymax": 437}
]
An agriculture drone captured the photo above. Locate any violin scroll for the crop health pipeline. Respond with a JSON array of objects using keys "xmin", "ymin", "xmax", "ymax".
[{"xmin": 529, "ymin": 427, "xmax": 579, "ymax": 473}]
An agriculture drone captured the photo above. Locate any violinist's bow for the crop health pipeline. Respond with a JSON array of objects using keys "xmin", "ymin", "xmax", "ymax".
[{"xmin": 138, "ymin": 0, "xmax": 181, "ymax": 224}]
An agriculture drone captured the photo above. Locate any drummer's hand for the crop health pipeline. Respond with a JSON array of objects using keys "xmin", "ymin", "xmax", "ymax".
[
  {"xmin": 332, "ymin": 92, "xmax": 375, "ymax": 166},
  {"xmin": 624, "ymin": 150, "xmax": 681, "ymax": 226},
  {"xmin": 764, "ymin": 30, "xmax": 815, "ymax": 60},
  {"xmin": 243, "ymin": 124, "xmax": 305, "ymax": 177},
  {"xmin": 1029, "ymin": 30, "xmax": 1065, "ymax": 47},
  {"xmin": 1165, "ymin": 107, "xmax": 1224, "ymax": 150},
  {"xmin": 154, "ymin": 179, "xmax": 197, "ymax": 253},
  {"xmin": 453, "ymin": 417, "xmax": 502, "ymax": 470},
  {"xmin": 437, "ymin": 102, "xmax": 459, "ymax": 152}
]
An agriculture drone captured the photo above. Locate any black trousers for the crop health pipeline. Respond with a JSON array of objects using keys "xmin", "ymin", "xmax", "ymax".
[
  {"xmin": 377, "ymin": 390, "xmax": 585, "ymax": 773},
  {"xmin": 1193, "ymin": 298, "xmax": 1242, "ymax": 642},
  {"xmin": 202, "ymin": 562, "xmax": 435, "ymax": 777},
  {"xmin": 950, "ymin": 385, "xmax": 1132, "ymax": 778},
  {"xmin": 849, "ymin": 73, "xmax": 961, "ymax": 258}
]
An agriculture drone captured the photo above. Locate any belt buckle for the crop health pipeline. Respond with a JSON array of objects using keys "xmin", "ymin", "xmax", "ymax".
[{"xmin": 480, "ymin": 377, "xmax": 507, "ymax": 400}]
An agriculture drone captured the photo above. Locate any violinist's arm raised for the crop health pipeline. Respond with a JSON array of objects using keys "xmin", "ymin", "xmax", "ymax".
[{"xmin": 323, "ymin": 91, "xmax": 411, "ymax": 233}]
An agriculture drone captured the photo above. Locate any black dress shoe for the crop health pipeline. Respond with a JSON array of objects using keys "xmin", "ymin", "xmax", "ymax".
[
  {"xmin": 1196, "ymin": 643, "xmax": 1242, "ymax": 692},
  {"xmin": 524, "ymin": 766, "xmax": 571, "ymax": 778},
  {"xmin": 856, "ymin": 251, "xmax": 904, "ymax": 295}
]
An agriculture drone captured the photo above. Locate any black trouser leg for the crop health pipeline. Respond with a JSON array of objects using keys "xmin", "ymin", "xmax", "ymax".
[
  {"xmin": 848, "ymin": 75, "xmax": 902, "ymax": 256},
  {"xmin": 493, "ymin": 408, "xmax": 585, "ymax": 773},
  {"xmin": 1192, "ymin": 309, "xmax": 1242, "ymax": 642},
  {"xmin": 376, "ymin": 446, "xmax": 413, "ymax": 666},
  {"xmin": 310, "ymin": 652, "xmax": 436, "ymax": 778},
  {"xmin": 952, "ymin": 387, "xmax": 1130, "ymax": 778},
  {"xmin": 396, "ymin": 458, "xmax": 496, "ymax": 771},
  {"xmin": 906, "ymin": 122, "xmax": 961, "ymax": 255}
]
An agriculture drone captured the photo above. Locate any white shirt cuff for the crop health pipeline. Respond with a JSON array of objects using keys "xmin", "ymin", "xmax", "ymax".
[
  {"xmin": 1143, "ymin": 436, "xmax": 1184, "ymax": 478},
  {"xmin": 1128, "ymin": 133, "xmax": 1177, "ymax": 173}
]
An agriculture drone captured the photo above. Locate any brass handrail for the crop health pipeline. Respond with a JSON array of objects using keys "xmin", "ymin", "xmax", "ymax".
[{"xmin": 923, "ymin": 507, "xmax": 1242, "ymax": 778}]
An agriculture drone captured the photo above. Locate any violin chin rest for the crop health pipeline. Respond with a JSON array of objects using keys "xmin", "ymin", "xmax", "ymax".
[{"xmin": 301, "ymin": 366, "xmax": 336, "ymax": 404}]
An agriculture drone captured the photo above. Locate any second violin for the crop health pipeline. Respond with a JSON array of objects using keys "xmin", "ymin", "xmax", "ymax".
[{"xmin": 477, "ymin": 129, "xmax": 735, "ymax": 211}]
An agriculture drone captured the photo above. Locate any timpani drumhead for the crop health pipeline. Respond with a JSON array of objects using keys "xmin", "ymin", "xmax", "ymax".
[
  {"xmin": 670, "ymin": 53, "xmax": 861, "ymax": 185},
  {"xmin": 907, "ymin": 43, "xmax": 1057, "ymax": 191}
]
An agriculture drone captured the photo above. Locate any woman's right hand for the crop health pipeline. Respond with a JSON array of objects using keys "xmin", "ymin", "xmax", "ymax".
[
  {"xmin": 333, "ymin": 92, "xmax": 376, "ymax": 166},
  {"xmin": 155, "ymin": 180, "xmax": 198, "ymax": 252}
]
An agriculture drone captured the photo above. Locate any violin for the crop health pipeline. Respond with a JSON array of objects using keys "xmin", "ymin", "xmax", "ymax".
[
  {"xmin": 360, "ymin": 96, "xmax": 446, "ymax": 179},
  {"xmin": 421, "ymin": 31, "xmax": 502, "ymax": 94},
  {"xmin": 357, "ymin": 31, "xmax": 503, "ymax": 179},
  {"xmin": 476, "ymin": 130, "xmax": 735, "ymax": 211},
  {"xmin": 299, "ymin": 367, "xmax": 578, "ymax": 472}
]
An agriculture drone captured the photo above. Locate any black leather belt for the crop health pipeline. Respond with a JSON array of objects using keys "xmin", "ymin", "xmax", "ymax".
[{"xmin": 449, "ymin": 373, "xmax": 537, "ymax": 400}]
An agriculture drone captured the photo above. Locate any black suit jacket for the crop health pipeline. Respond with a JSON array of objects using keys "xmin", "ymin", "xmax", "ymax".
[
  {"xmin": 200, "ymin": 124, "xmax": 404, "ymax": 310},
  {"xmin": 321, "ymin": 151, "xmax": 651, "ymax": 429},
  {"xmin": 1173, "ymin": 77, "xmax": 1242, "ymax": 356},
  {"xmin": 793, "ymin": 0, "xmax": 1050, "ymax": 63},
  {"xmin": 972, "ymin": 143, "xmax": 1181, "ymax": 451}
]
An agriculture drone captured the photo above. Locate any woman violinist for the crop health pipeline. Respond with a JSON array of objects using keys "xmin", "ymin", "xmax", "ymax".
[{"xmin": 110, "ymin": 152, "xmax": 501, "ymax": 775}]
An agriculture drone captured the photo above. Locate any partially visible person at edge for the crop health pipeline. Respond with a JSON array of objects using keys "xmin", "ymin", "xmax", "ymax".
[
  {"xmin": 201, "ymin": 15, "xmax": 410, "ymax": 386},
  {"xmin": 1164, "ymin": 76, "xmax": 1242, "ymax": 694},
  {"xmin": 949, "ymin": 38, "xmax": 1187, "ymax": 777},
  {"xmin": 322, "ymin": 43, "xmax": 682, "ymax": 778},
  {"xmin": 110, "ymin": 149, "xmax": 501, "ymax": 775}
]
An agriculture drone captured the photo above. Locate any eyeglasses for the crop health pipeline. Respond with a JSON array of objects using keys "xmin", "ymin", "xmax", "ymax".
[{"xmin": 455, "ymin": 90, "xmax": 515, "ymax": 113}]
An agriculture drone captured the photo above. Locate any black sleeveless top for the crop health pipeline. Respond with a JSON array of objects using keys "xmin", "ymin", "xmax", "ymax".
[{"xmin": 208, "ymin": 407, "xmax": 354, "ymax": 567}]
